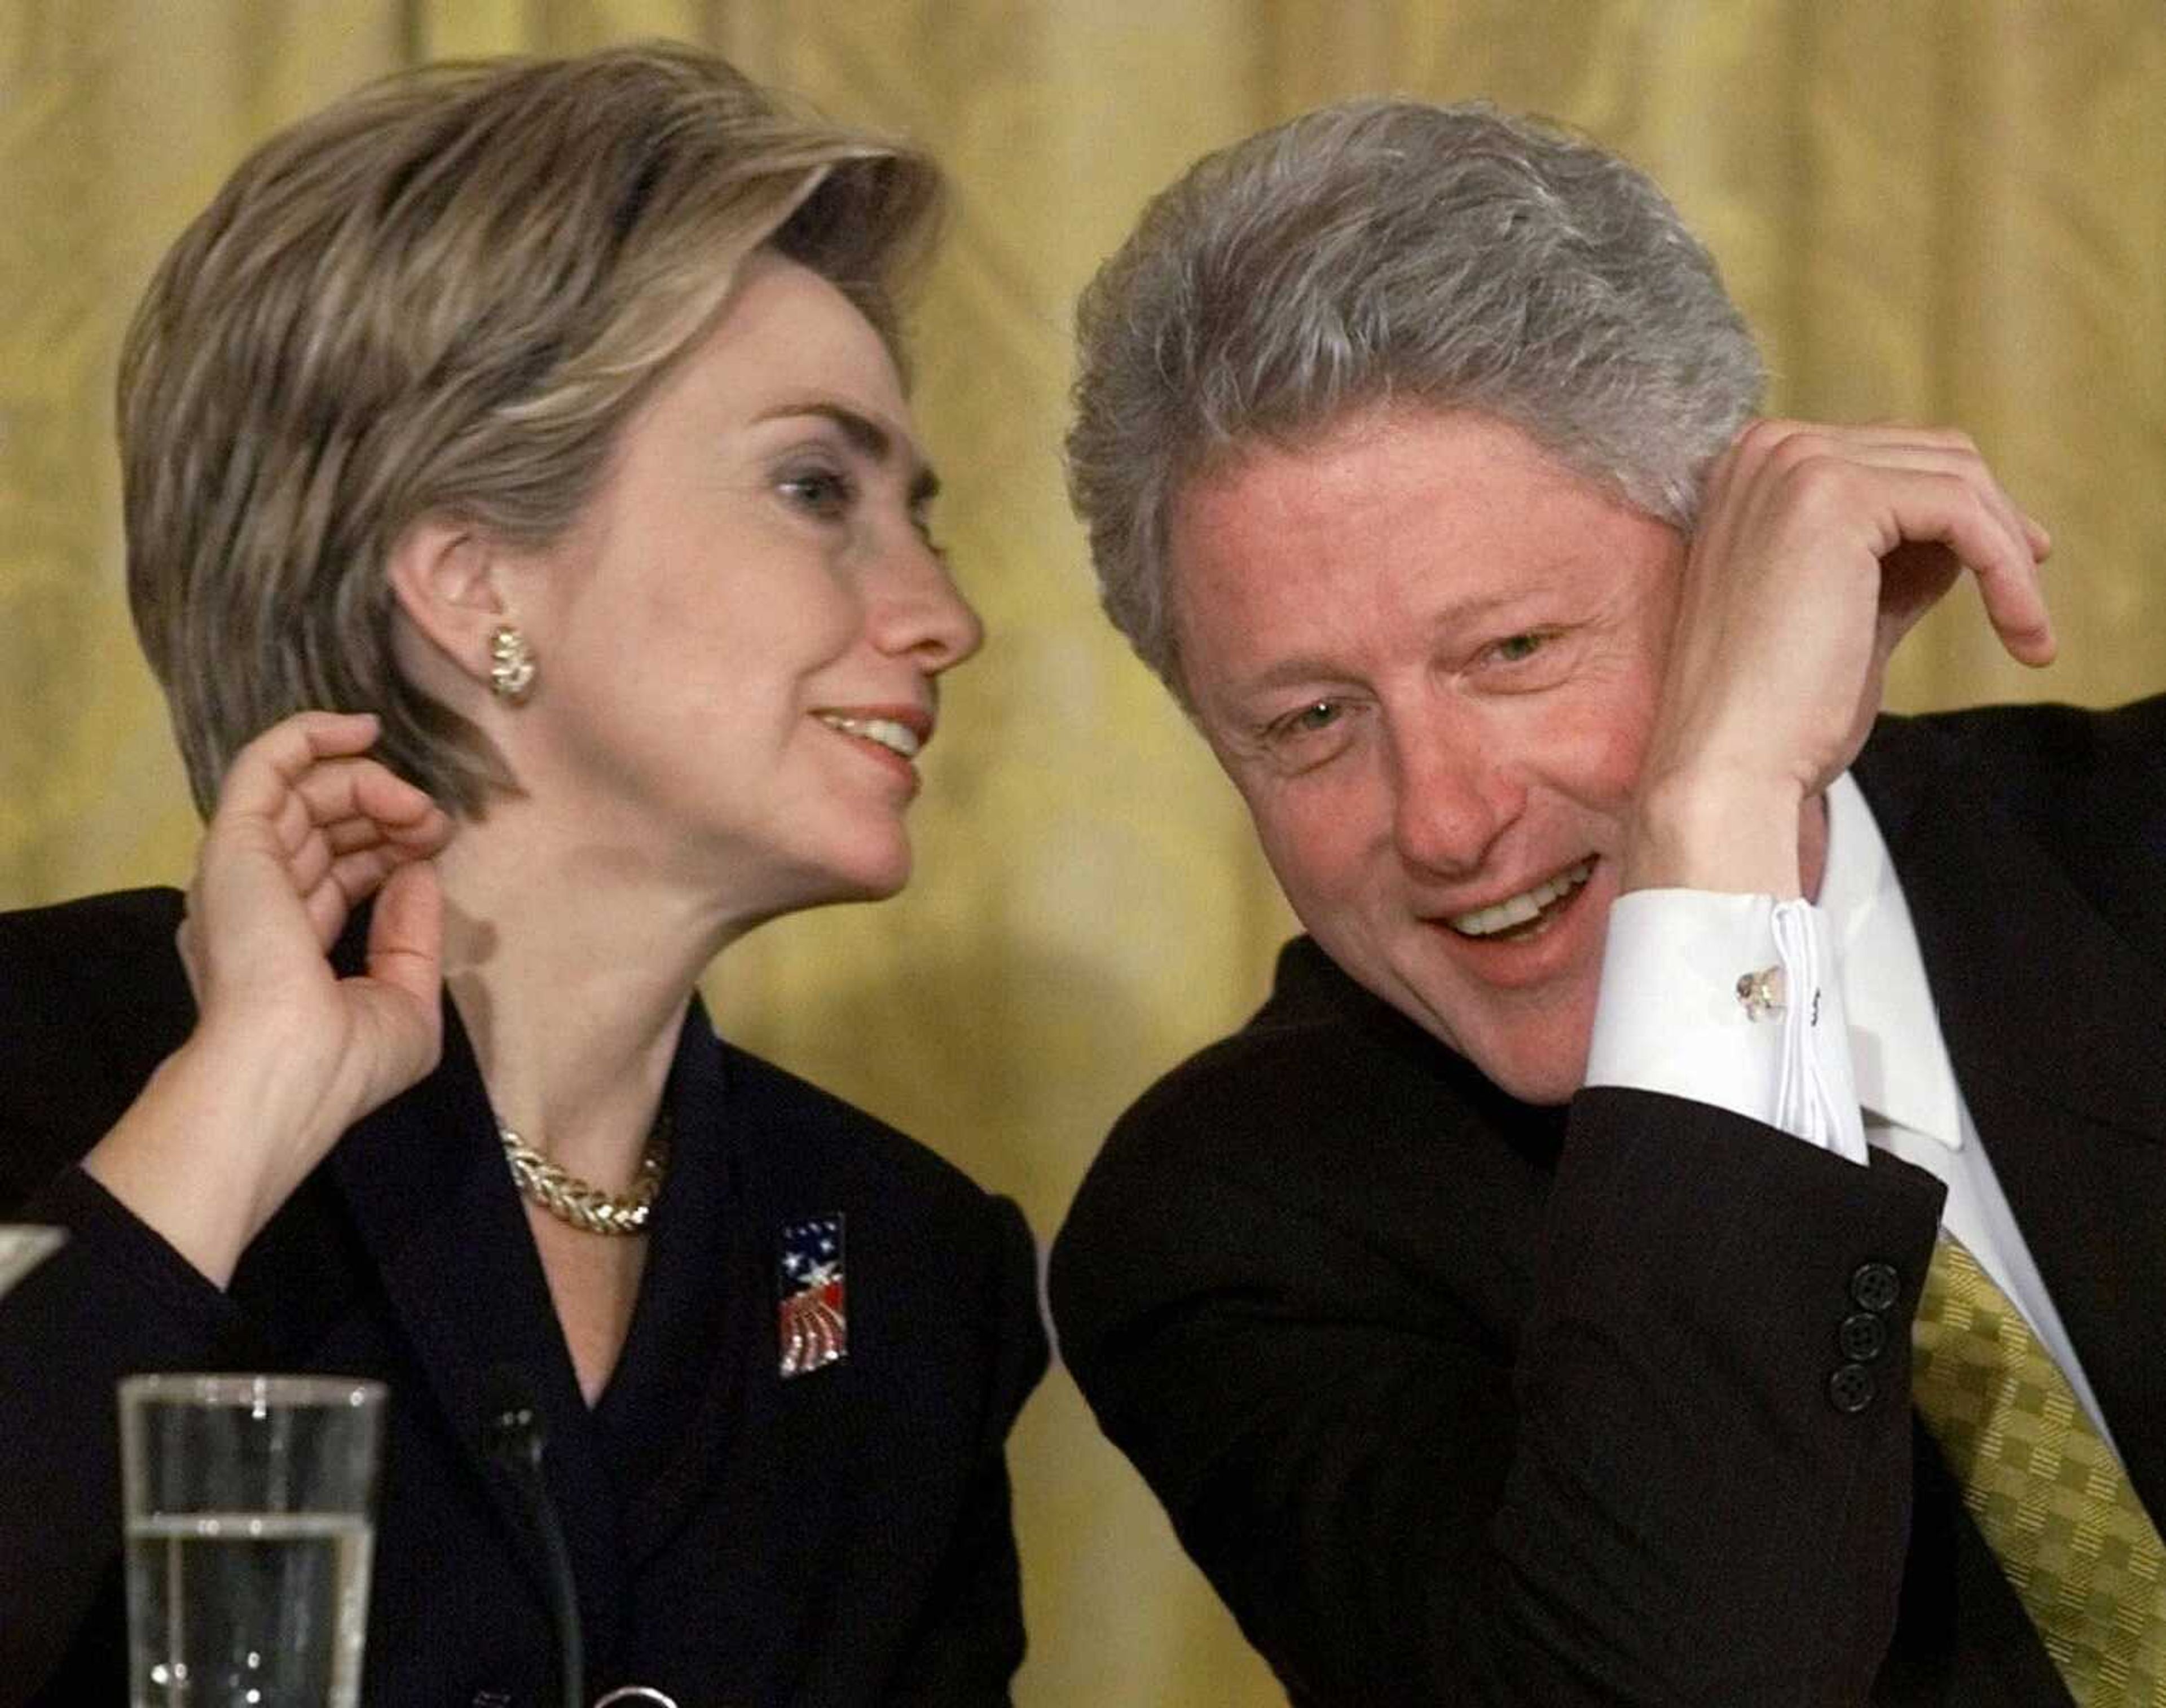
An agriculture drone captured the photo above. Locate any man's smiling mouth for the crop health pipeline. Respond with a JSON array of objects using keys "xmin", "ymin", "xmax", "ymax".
[{"xmin": 1446, "ymin": 859, "xmax": 1593, "ymax": 939}]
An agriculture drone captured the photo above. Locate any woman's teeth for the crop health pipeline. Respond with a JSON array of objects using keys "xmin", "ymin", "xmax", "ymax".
[
  {"xmin": 818, "ymin": 714, "xmax": 921, "ymax": 760},
  {"xmin": 1450, "ymin": 860, "xmax": 1593, "ymax": 938}
]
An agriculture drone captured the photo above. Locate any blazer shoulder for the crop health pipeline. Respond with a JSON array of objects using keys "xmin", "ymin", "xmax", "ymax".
[
  {"xmin": 0, "ymin": 886, "xmax": 192, "ymax": 1037},
  {"xmin": 0, "ymin": 883, "xmax": 186, "ymax": 957},
  {"xmin": 1093, "ymin": 935, "xmax": 1521, "ymax": 1185},
  {"xmin": 1876, "ymin": 693, "xmax": 2166, "ymax": 812},
  {"xmin": 716, "ymin": 1040, "xmax": 1020, "ymax": 1232},
  {"xmin": 1873, "ymin": 693, "xmax": 2165, "ymax": 865},
  {"xmin": 0, "ymin": 888, "xmax": 195, "ymax": 1201}
]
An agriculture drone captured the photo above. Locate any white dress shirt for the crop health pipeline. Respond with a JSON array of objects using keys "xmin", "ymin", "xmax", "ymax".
[{"xmin": 1585, "ymin": 773, "xmax": 2116, "ymax": 1447}]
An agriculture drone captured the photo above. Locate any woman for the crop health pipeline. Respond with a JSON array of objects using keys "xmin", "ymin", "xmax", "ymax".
[{"xmin": 0, "ymin": 44, "xmax": 1044, "ymax": 1707}]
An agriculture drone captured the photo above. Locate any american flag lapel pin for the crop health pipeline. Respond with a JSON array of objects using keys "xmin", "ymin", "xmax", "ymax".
[{"xmin": 777, "ymin": 1213, "xmax": 847, "ymax": 1378}]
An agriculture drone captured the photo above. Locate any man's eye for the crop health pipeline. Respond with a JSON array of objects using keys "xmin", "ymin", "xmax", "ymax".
[
  {"xmin": 1273, "ymin": 701, "xmax": 1342, "ymax": 740},
  {"xmin": 1493, "ymin": 632, "xmax": 1546, "ymax": 663}
]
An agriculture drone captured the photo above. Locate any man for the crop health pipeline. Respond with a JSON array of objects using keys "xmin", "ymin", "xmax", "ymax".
[{"xmin": 1050, "ymin": 98, "xmax": 2166, "ymax": 1706}]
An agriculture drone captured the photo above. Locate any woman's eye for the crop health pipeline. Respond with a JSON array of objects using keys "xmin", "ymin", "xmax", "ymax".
[
  {"xmin": 781, "ymin": 468, "xmax": 854, "ymax": 519},
  {"xmin": 909, "ymin": 507, "xmax": 950, "ymax": 561}
]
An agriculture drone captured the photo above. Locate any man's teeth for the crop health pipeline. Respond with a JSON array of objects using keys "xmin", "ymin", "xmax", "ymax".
[
  {"xmin": 1450, "ymin": 860, "xmax": 1593, "ymax": 938},
  {"xmin": 818, "ymin": 713, "xmax": 921, "ymax": 760}
]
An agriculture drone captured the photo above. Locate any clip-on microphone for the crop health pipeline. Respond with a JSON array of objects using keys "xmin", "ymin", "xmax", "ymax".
[{"xmin": 481, "ymin": 1364, "xmax": 584, "ymax": 1708}]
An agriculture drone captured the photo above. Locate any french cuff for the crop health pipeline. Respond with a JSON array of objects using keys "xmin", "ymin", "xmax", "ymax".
[{"xmin": 1585, "ymin": 890, "xmax": 1868, "ymax": 1164}]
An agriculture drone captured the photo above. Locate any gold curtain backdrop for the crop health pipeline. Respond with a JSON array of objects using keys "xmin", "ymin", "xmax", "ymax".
[{"xmin": 3, "ymin": 3, "xmax": 2161, "ymax": 1702}]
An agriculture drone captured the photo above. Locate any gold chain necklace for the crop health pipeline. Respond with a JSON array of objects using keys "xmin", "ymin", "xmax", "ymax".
[{"xmin": 496, "ymin": 1108, "xmax": 671, "ymax": 1236}]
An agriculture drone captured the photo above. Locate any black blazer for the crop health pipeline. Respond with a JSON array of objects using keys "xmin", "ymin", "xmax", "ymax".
[
  {"xmin": 0, "ymin": 889, "xmax": 1047, "ymax": 1708},
  {"xmin": 1051, "ymin": 697, "xmax": 2166, "ymax": 1707}
]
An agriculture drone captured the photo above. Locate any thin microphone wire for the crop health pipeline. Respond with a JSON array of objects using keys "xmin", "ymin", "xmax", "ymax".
[{"xmin": 481, "ymin": 1366, "xmax": 584, "ymax": 1708}]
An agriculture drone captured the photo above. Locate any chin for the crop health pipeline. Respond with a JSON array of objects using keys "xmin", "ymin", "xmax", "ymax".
[
  {"xmin": 1473, "ymin": 1050, "xmax": 1587, "ymax": 1108},
  {"xmin": 804, "ymin": 841, "xmax": 915, "ymax": 908},
  {"xmin": 1434, "ymin": 996, "xmax": 1597, "ymax": 1105},
  {"xmin": 1390, "ymin": 983, "xmax": 1595, "ymax": 1108}
]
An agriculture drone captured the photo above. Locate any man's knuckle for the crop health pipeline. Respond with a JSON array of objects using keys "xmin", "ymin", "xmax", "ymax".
[
  {"xmin": 1776, "ymin": 451, "xmax": 1854, "ymax": 512},
  {"xmin": 1736, "ymin": 419, "xmax": 1794, "ymax": 460}
]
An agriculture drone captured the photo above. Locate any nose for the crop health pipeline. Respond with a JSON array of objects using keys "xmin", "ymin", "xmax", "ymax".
[
  {"xmin": 871, "ymin": 531, "xmax": 983, "ymax": 675},
  {"xmin": 1386, "ymin": 708, "xmax": 1522, "ymax": 878}
]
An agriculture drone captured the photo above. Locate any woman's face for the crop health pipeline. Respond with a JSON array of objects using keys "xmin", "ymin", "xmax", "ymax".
[{"xmin": 503, "ymin": 248, "xmax": 981, "ymax": 919}]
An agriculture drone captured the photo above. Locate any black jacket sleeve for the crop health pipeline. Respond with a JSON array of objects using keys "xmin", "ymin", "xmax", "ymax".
[
  {"xmin": 0, "ymin": 1169, "xmax": 268, "ymax": 1702},
  {"xmin": 1053, "ymin": 1070, "xmax": 1945, "ymax": 1707},
  {"xmin": 0, "ymin": 889, "xmax": 250, "ymax": 1701},
  {"xmin": 887, "ymin": 1192, "xmax": 1049, "ymax": 1705}
]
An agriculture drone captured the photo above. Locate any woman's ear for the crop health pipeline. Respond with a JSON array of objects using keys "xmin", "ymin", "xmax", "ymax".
[{"xmin": 386, "ymin": 516, "xmax": 513, "ymax": 695}]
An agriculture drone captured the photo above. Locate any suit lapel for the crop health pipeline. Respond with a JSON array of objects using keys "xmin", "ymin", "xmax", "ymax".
[
  {"xmin": 328, "ymin": 995, "xmax": 631, "ymax": 1653},
  {"xmin": 618, "ymin": 1034, "xmax": 862, "ymax": 1630},
  {"xmin": 1856, "ymin": 715, "xmax": 2166, "ymax": 1515},
  {"xmin": 613, "ymin": 1005, "xmax": 754, "ymax": 1565}
]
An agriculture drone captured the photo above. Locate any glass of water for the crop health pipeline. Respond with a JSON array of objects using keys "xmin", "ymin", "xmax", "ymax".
[{"xmin": 119, "ymin": 1374, "xmax": 385, "ymax": 1708}]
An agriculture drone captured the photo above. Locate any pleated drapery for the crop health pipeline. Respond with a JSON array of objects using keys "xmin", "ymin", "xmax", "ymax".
[{"xmin": 5, "ymin": 6, "xmax": 2161, "ymax": 1702}]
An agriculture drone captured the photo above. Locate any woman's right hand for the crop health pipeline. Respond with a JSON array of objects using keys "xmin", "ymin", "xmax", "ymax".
[{"xmin": 83, "ymin": 711, "xmax": 453, "ymax": 1287}]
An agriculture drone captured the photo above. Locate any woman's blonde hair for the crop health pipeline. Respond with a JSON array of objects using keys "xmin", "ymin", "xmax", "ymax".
[{"xmin": 120, "ymin": 42, "xmax": 941, "ymax": 815}]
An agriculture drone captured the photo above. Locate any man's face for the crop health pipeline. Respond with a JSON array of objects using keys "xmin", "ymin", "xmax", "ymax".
[{"xmin": 1170, "ymin": 406, "xmax": 1685, "ymax": 1104}]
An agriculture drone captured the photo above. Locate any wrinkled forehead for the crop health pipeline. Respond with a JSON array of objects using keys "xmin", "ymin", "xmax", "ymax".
[
  {"xmin": 1164, "ymin": 403, "xmax": 1584, "ymax": 591},
  {"xmin": 1164, "ymin": 404, "xmax": 1687, "ymax": 694}
]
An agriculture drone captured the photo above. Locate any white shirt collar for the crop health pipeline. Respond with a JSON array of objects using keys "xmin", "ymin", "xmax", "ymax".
[{"xmin": 1817, "ymin": 774, "xmax": 1966, "ymax": 1151}]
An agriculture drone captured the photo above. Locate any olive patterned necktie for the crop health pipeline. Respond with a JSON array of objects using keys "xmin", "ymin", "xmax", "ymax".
[{"xmin": 1910, "ymin": 1235, "xmax": 2166, "ymax": 1704}]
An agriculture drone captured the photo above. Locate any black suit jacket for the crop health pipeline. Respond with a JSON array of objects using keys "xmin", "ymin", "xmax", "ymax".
[
  {"xmin": 1051, "ymin": 697, "xmax": 2166, "ymax": 1706},
  {"xmin": 0, "ymin": 888, "xmax": 1047, "ymax": 1708}
]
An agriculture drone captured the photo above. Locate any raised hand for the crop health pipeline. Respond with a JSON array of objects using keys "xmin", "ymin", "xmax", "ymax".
[
  {"xmin": 85, "ymin": 711, "xmax": 454, "ymax": 1286},
  {"xmin": 1626, "ymin": 421, "xmax": 2053, "ymax": 897}
]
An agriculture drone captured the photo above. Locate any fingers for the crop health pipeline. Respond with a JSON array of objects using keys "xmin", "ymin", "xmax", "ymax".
[
  {"xmin": 1729, "ymin": 420, "xmax": 2055, "ymax": 669},
  {"xmin": 214, "ymin": 710, "xmax": 388, "ymax": 825},
  {"xmin": 1973, "ymin": 552, "xmax": 2057, "ymax": 667},
  {"xmin": 279, "ymin": 754, "xmax": 448, "ymax": 844},
  {"xmin": 1854, "ymin": 461, "xmax": 2054, "ymax": 666},
  {"xmin": 174, "ymin": 914, "xmax": 204, "ymax": 1006},
  {"xmin": 1731, "ymin": 422, "xmax": 2047, "ymax": 548},
  {"xmin": 191, "ymin": 710, "xmax": 455, "ymax": 972},
  {"xmin": 223, "ymin": 713, "xmax": 451, "ymax": 876},
  {"xmin": 363, "ymin": 859, "xmax": 444, "ymax": 1013},
  {"xmin": 295, "ymin": 845, "xmax": 429, "ymax": 946},
  {"xmin": 270, "ymin": 762, "xmax": 451, "ymax": 873},
  {"xmin": 1742, "ymin": 422, "xmax": 2040, "ymax": 565},
  {"xmin": 223, "ymin": 712, "xmax": 451, "ymax": 860},
  {"xmin": 270, "ymin": 778, "xmax": 452, "ymax": 941}
]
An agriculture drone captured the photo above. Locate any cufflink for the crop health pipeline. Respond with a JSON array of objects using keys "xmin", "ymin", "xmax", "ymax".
[{"xmin": 1736, "ymin": 965, "xmax": 1785, "ymax": 1021}]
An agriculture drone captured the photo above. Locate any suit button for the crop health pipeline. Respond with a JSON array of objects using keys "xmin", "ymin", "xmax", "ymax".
[
  {"xmin": 1850, "ymin": 1261, "xmax": 1900, "ymax": 1313},
  {"xmin": 1828, "ymin": 1362, "xmax": 1877, "ymax": 1414},
  {"xmin": 1838, "ymin": 1311, "xmax": 1888, "ymax": 1363}
]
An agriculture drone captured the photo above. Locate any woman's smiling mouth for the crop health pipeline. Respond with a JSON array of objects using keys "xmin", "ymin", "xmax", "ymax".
[{"xmin": 815, "ymin": 711, "xmax": 924, "ymax": 760}]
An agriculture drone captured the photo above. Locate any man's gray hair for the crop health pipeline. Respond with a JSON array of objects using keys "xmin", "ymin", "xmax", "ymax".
[{"xmin": 1067, "ymin": 98, "xmax": 1765, "ymax": 701}]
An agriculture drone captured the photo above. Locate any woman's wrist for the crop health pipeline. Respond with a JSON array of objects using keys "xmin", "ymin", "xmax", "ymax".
[{"xmin": 82, "ymin": 1024, "xmax": 343, "ymax": 1289}]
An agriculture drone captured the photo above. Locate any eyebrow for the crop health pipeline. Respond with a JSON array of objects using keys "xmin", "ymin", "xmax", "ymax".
[
  {"xmin": 760, "ymin": 400, "xmax": 941, "ymax": 508},
  {"xmin": 1215, "ymin": 589, "xmax": 1558, "ymax": 705}
]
